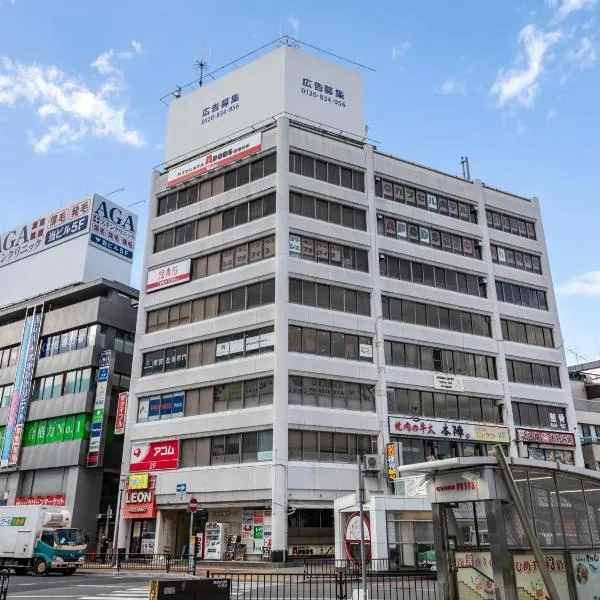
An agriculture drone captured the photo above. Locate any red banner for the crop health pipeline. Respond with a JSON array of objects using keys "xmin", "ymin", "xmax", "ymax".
[
  {"xmin": 130, "ymin": 440, "xmax": 179, "ymax": 472},
  {"xmin": 15, "ymin": 494, "xmax": 66, "ymax": 507},
  {"xmin": 516, "ymin": 428, "xmax": 576, "ymax": 447},
  {"xmin": 114, "ymin": 392, "xmax": 128, "ymax": 435}
]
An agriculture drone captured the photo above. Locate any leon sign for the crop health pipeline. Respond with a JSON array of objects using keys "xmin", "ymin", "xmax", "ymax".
[{"xmin": 124, "ymin": 474, "xmax": 156, "ymax": 519}]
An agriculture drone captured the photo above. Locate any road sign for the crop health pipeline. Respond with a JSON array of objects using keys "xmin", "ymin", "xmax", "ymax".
[
  {"xmin": 188, "ymin": 497, "xmax": 198, "ymax": 513},
  {"xmin": 176, "ymin": 483, "xmax": 187, "ymax": 494}
]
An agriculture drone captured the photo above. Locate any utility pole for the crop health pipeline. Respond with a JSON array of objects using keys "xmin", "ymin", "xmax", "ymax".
[{"xmin": 357, "ymin": 455, "xmax": 367, "ymax": 600}]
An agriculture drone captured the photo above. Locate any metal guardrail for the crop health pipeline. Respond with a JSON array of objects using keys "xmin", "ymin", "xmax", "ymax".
[
  {"xmin": 207, "ymin": 570, "xmax": 439, "ymax": 600},
  {"xmin": 0, "ymin": 570, "xmax": 8, "ymax": 600},
  {"xmin": 83, "ymin": 553, "xmax": 195, "ymax": 573},
  {"xmin": 303, "ymin": 558, "xmax": 437, "ymax": 576}
]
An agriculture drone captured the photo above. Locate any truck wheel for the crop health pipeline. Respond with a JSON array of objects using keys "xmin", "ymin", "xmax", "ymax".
[
  {"xmin": 33, "ymin": 559, "xmax": 48, "ymax": 577},
  {"xmin": 63, "ymin": 569, "xmax": 76, "ymax": 576}
]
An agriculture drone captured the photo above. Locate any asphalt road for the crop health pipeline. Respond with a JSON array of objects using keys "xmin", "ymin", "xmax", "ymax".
[
  {"xmin": 6, "ymin": 572, "xmax": 157, "ymax": 600},
  {"xmin": 4, "ymin": 571, "xmax": 439, "ymax": 600}
]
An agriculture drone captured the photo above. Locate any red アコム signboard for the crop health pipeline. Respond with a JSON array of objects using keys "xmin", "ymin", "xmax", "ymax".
[{"xmin": 130, "ymin": 440, "xmax": 180, "ymax": 472}]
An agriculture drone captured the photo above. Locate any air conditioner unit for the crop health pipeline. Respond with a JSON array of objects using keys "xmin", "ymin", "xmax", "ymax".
[{"xmin": 363, "ymin": 454, "xmax": 381, "ymax": 473}]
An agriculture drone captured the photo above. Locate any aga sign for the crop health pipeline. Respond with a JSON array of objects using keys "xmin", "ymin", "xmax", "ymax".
[
  {"xmin": 89, "ymin": 195, "xmax": 137, "ymax": 263},
  {"xmin": 130, "ymin": 440, "xmax": 180, "ymax": 472}
]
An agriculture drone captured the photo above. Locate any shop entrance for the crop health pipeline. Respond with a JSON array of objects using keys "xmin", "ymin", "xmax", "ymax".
[{"xmin": 129, "ymin": 519, "xmax": 157, "ymax": 554}]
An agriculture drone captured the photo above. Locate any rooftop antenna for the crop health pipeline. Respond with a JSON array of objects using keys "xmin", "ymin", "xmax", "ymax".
[
  {"xmin": 195, "ymin": 49, "xmax": 210, "ymax": 87},
  {"xmin": 278, "ymin": 34, "xmax": 300, "ymax": 48},
  {"xmin": 460, "ymin": 156, "xmax": 471, "ymax": 180}
]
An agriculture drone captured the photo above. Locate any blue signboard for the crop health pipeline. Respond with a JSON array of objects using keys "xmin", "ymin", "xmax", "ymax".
[
  {"xmin": 148, "ymin": 397, "xmax": 161, "ymax": 421},
  {"xmin": 172, "ymin": 394, "xmax": 184, "ymax": 417}
]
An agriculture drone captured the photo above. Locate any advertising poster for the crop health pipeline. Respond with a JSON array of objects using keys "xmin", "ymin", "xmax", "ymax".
[
  {"xmin": 89, "ymin": 195, "xmax": 137, "ymax": 263},
  {"xmin": 454, "ymin": 551, "xmax": 494, "ymax": 600},
  {"xmin": 253, "ymin": 525, "xmax": 264, "ymax": 540},
  {"xmin": 512, "ymin": 553, "xmax": 569, "ymax": 600},
  {"xmin": 572, "ymin": 552, "xmax": 600, "ymax": 600},
  {"xmin": 1, "ymin": 311, "xmax": 43, "ymax": 468}
]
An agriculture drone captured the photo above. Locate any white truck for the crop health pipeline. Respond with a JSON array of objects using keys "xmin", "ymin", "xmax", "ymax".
[{"xmin": 0, "ymin": 506, "xmax": 87, "ymax": 576}]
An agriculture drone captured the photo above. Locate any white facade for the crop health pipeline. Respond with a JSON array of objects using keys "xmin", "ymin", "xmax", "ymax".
[{"xmin": 119, "ymin": 45, "xmax": 580, "ymax": 561}]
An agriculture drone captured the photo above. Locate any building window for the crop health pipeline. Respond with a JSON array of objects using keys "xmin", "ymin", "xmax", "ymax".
[
  {"xmin": 146, "ymin": 279, "xmax": 275, "ymax": 333},
  {"xmin": 382, "ymin": 295, "xmax": 491, "ymax": 337},
  {"xmin": 500, "ymin": 318, "xmax": 553, "ymax": 348},
  {"xmin": 289, "ymin": 234, "xmax": 368, "ymax": 273},
  {"xmin": 512, "ymin": 402, "xmax": 567, "ymax": 429},
  {"xmin": 396, "ymin": 438, "xmax": 496, "ymax": 465},
  {"xmin": 375, "ymin": 177, "xmax": 477, "ymax": 224},
  {"xmin": 495, "ymin": 280, "xmax": 548, "ymax": 310},
  {"xmin": 32, "ymin": 367, "xmax": 94, "ymax": 401},
  {"xmin": 210, "ymin": 430, "xmax": 273, "ymax": 465},
  {"xmin": 289, "ymin": 376, "xmax": 375, "ymax": 411},
  {"xmin": 289, "ymin": 325, "xmax": 372, "ymax": 362},
  {"xmin": 387, "ymin": 387, "xmax": 502, "ymax": 424},
  {"xmin": 506, "ymin": 359, "xmax": 561, "ymax": 388},
  {"xmin": 141, "ymin": 327, "xmax": 274, "ymax": 377},
  {"xmin": 114, "ymin": 329, "xmax": 135, "ymax": 354},
  {"xmin": 290, "ymin": 279, "xmax": 370, "ymax": 316},
  {"xmin": 378, "ymin": 214, "xmax": 481, "ymax": 259},
  {"xmin": 380, "ymin": 254, "xmax": 486, "ymax": 298},
  {"xmin": 190, "ymin": 234, "xmax": 275, "ymax": 281},
  {"xmin": 137, "ymin": 392, "xmax": 185, "ymax": 422},
  {"xmin": 39, "ymin": 324, "xmax": 101, "ymax": 359},
  {"xmin": 0, "ymin": 384, "xmax": 13, "ymax": 408},
  {"xmin": 384, "ymin": 341, "xmax": 497, "ymax": 379},
  {"xmin": 486, "ymin": 208, "xmax": 536, "ymax": 240},
  {"xmin": 290, "ymin": 192, "xmax": 367, "ymax": 231},
  {"xmin": 154, "ymin": 192, "xmax": 276, "ymax": 252},
  {"xmin": 491, "ymin": 244, "xmax": 542, "ymax": 274},
  {"xmin": 0, "ymin": 345, "xmax": 19, "ymax": 369},
  {"xmin": 290, "ymin": 152, "xmax": 365, "ymax": 192},
  {"xmin": 288, "ymin": 430, "xmax": 376, "ymax": 462},
  {"xmin": 157, "ymin": 153, "xmax": 276, "ymax": 217}
]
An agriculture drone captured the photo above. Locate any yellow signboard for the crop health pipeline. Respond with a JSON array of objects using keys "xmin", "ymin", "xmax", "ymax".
[{"xmin": 127, "ymin": 473, "xmax": 149, "ymax": 490}]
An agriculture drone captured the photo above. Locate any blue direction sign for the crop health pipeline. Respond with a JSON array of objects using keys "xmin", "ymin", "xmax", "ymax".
[{"xmin": 176, "ymin": 483, "xmax": 187, "ymax": 494}]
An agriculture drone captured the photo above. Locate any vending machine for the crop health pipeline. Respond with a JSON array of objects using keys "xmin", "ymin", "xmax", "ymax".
[{"xmin": 204, "ymin": 522, "xmax": 228, "ymax": 560}]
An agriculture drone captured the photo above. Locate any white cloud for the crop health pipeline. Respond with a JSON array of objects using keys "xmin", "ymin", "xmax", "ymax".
[
  {"xmin": 553, "ymin": 0, "xmax": 598, "ymax": 23},
  {"xmin": 391, "ymin": 42, "xmax": 411, "ymax": 61},
  {"xmin": 0, "ymin": 43, "xmax": 145, "ymax": 153},
  {"xmin": 556, "ymin": 270, "xmax": 600, "ymax": 295},
  {"xmin": 546, "ymin": 108, "xmax": 558, "ymax": 118},
  {"xmin": 131, "ymin": 40, "xmax": 143, "ymax": 54},
  {"xmin": 567, "ymin": 36, "xmax": 597, "ymax": 68},
  {"xmin": 491, "ymin": 24, "xmax": 562, "ymax": 108},
  {"xmin": 287, "ymin": 15, "xmax": 300, "ymax": 36},
  {"xmin": 437, "ymin": 78, "xmax": 467, "ymax": 96}
]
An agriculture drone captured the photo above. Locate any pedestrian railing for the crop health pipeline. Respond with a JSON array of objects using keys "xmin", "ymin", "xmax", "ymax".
[
  {"xmin": 207, "ymin": 570, "xmax": 439, "ymax": 600},
  {"xmin": 303, "ymin": 558, "xmax": 437, "ymax": 575},
  {"xmin": 83, "ymin": 553, "xmax": 195, "ymax": 573}
]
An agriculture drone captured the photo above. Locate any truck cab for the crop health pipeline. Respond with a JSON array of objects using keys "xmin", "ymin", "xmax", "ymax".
[{"xmin": 32, "ymin": 512, "xmax": 87, "ymax": 576}]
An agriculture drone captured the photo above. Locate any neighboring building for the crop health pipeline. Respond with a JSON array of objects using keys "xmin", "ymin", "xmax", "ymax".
[
  {"xmin": 569, "ymin": 361, "xmax": 600, "ymax": 471},
  {"xmin": 0, "ymin": 195, "xmax": 139, "ymax": 549},
  {"xmin": 119, "ymin": 43, "xmax": 581, "ymax": 562}
]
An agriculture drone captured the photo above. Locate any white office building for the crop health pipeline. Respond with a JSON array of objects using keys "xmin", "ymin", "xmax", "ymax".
[{"xmin": 118, "ymin": 43, "xmax": 581, "ymax": 562}]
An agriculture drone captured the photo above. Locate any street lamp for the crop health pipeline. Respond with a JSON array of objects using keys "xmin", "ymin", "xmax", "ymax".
[{"xmin": 356, "ymin": 455, "xmax": 367, "ymax": 600}]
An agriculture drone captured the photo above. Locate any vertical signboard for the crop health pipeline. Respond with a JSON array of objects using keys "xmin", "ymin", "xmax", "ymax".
[
  {"xmin": 87, "ymin": 350, "xmax": 111, "ymax": 467},
  {"xmin": 114, "ymin": 392, "xmax": 128, "ymax": 435},
  {"xmin": 1, "ymin": 310, "xmax": 43, "ymax": 468}
]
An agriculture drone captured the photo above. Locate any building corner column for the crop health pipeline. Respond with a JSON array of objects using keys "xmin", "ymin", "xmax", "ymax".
[{"xmin": 271, "ymin": 116, "xmax": 290, "ymax": 562}]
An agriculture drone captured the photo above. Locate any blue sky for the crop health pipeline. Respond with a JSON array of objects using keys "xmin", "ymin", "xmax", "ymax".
[{"xmin": 0, "ymin": 0, "xmax": 599, "ymax": 363}]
